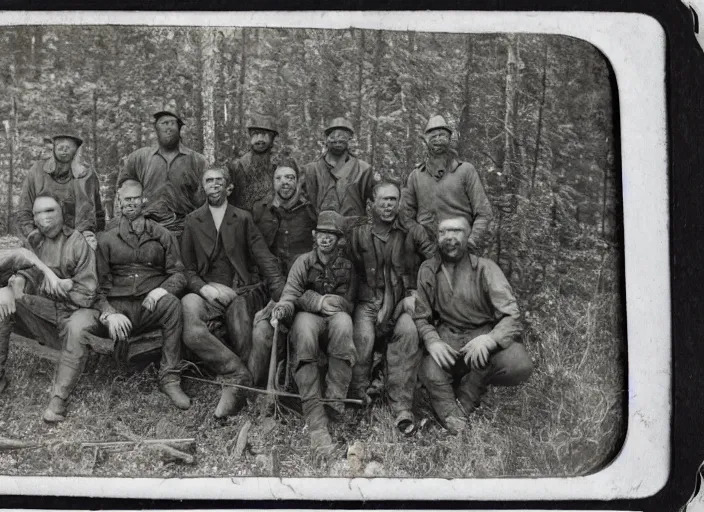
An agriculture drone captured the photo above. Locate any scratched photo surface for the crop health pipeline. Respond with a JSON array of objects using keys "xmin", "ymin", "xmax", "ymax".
[{"xmin": 0, "ymin": 26, "xmax": 624, "ymax": 478}]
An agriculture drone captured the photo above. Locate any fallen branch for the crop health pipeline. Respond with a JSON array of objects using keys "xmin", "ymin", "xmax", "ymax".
[
  {"xmin": 231, "ymin": 420, "xmax": 251, "ymax": 461},
  {"xmin": 147, "ymin": 443, "xmax": 195, "ymax": 464},
  {"xmin": 80, "ymin": 438, "xmax": 195, "ymax": 448}
]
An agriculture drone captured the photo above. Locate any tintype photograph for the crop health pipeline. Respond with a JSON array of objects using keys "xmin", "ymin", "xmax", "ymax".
[{"xmin": 0, "ymin": 11, "xmax": 669, "ymax": 501}]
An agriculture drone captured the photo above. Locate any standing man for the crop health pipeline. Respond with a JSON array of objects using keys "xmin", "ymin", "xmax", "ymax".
[
  {"xmin": 118, "ymin": 101, "xmax": 207, "ymax": 237},
  {"xmin": 414, "ymin": 217, "xmax": 533, "ymax": 434},
  {"xmin": 302, "ymin": 117, "xmax": 376, "ymax": 231},
  {"xmin": 227, "ymin": 114, "xmax": 283, "ymax": 212},
  {"xmin": 180, "ymin": 168, "xmax": 286, "ymax": 418},
  {"xmin": 0, "ymin": 191, "xmax": 98, "ymax": 422},
  {"xmin": 348, "ymin": 182, "xmax": 436, "ymax": 433},
  {"xmin": 271, "ymin": 211, "xmax": 357, "ymax": 458},
  {"xmin": 401, "ymin": 115, "xmax": 493, "ymax": 252},
  {"xmin": 16, "ymin": 128, "xmax": 104, "ymax": 249},
  {"xmin": 57, "ymin": 177, "xmax": 191, "ymax": 414},
  {"xmin": 249, "ymin": 163, "xmax": 317, "ymax": 388}
]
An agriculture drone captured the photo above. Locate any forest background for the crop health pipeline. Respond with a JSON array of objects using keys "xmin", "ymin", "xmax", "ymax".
[{"xmin": 0, "ymin": 26, "xmax": 624, "ymax": 478}]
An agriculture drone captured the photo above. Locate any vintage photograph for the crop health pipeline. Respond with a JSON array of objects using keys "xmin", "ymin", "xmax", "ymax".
[{"xmin": 0, "ymin": 24, "xmax": 625, "ymax": 480}]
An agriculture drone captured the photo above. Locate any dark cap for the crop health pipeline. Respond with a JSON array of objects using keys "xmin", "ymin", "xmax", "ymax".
[
  {"xmin": 247, "ymin": 114, "xmax": 279, "ymax": 135},
  {"xmin": 50, "ymin": 126, "xmax": 83, "ymax": 148},
  {"xmin": 324, "ymin": 117, "xmax": 354, "ymax": 136},
  {"xmin": 315, "ymin": 210, "xmax": 344, "ymax": 235},
  {"xmin": 153, "ymin": 99, "xmax": 185, "ymax": 126}
]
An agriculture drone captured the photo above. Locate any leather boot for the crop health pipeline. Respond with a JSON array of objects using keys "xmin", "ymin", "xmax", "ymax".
[
  {"xmin": 214, "ymin": 386, "xmax": 246, "ymax": 418},
  {"xmin": 42, "ymin": 396, "xmax": 67, "ymax": 423},
  {"xmin": 160, "ymin": 380, "xmax": 191, "ymax": 410},
  {"xmin": 456, "ymin": 367, "xmax": 489, "ymax": 416}
]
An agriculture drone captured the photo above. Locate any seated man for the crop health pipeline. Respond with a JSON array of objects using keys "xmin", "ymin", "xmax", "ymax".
[
  {"xmin": 347, "ymin": 182, "xmax": 436, "ymax": 433},
  {"xmin": 414, "ymin": 217, "xmax": 533, "ymax": 434},
  {"xmin": 80, "ymin": 178, "xmax": 190, "ymax": 411},
  {"xmin": 271, "ymin": 211, "xmax": 358, "ymax": 457},
  {"xmin": 180, "ymin": 168, "xmax": 286, "ymax": 418},
  {"xmin": 0, "ymin": 191, "xmax": 98, "ymax": 422},
  {"xmin": 249, "ymin": 163, "xmax": 317, "ymax": 388}
]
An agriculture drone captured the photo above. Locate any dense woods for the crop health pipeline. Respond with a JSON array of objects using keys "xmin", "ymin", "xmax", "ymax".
[{"xmin": 0, "ymin": 26, "xmax": 624, "ymax": 476}]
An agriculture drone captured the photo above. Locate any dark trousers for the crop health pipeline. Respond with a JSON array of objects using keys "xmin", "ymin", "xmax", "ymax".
[
  {"xmin": 250, "ymin": 302, "xmax": 284, "ymax": 387},
  {"xmin": 53, "ymin": 293, "xmax": 184, "ymax": 400},
  {"xmin": 420, "ymin": 324, "xmax": 533, "ymax": 420},
  {"xmin": 352, "ymin": 300, "xmax": 421, "ymax": 415},
  {"xmin": 291, "ymin": 311, "xmax": 356, "ymax": 431},
  {"xmin": 181, "ymin": 284, "xmax": 267, "ymax": 385}
]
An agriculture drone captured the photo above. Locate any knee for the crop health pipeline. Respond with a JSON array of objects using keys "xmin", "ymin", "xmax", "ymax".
[
  {"xmin": 510, "ymin": 350, "xmax": 534, "ymax": 383},
  {"xmin": 291, "ymin": 313, "xmax": 319, "ymax": 360},
  {"xmin": 393, "ymin": 314, "xmax": 419, "ymax": 344},
  {"xmin": 251, "ymin": 320, "xmax": 273, "ymax": 351},
  {"xmin": 328, "ymin": 312, "xmax": 353, "ymax": 334},
  {"xmin": 420, "ymin": 354, "xmax": 448, "ymax": 384},
  {"xmin": 157, "ymin": 293, "xmax": 182, "ymax": 320},
  {"xmin": 181, "ymin": 293, "xmax": 203, "ymax": 317}
]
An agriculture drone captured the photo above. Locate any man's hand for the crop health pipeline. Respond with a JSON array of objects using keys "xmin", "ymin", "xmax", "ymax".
[
  {"xmin": 40, "ymin": 271, "xmax": 71, "ymax": 301},
  {"xmin": 427, "ymin": 341, "xmax": 459, "ymax": 370},
  {"xmin": 209, "ymin": 282, "xmax": 237, "ymax": 306},
  {"xmin": 8, "ymin": 275, "xmax": 26, "ymax": 301},
  {"xmin": 104, "ymin": 313, "xmax": 132, "ymax": 342},
  {"xmin": 320, "ymin": 295, "xmax": 346, "ymax": 316},
  {"xmin": 392, "ymin": 292, "xmax": 417, "ymax": 321},
  {"xmin": 82, "ymin": 230, "xmax": 98, "ymax": 251},
  {"xmin": 461, "ymin": 334, "xmax": 497, "ymax": 370},
  {"xmin": 271, "ymin": 303, "xmax": 287, "ymax": 325},
  {"xmin": 141, "ymin": 287, "xmax": 168, "ymax": 312},
  {"xmin": 0, "ymin": 287, "xmax": 16, "ymax": 322},
  {"xmin": 27, "ymin": 229, "xmax": 42, "ymax": 248},
  {"xmin": 199, "ymin": 284, "xmax": 223, "ymax": 309}
]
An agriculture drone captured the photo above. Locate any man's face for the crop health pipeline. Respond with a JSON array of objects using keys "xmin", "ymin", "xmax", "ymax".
[
  {"xmin": 325, "ymin": 129, "xmax": 351, "ymax": 156},
  {"xmin": 438, "ymin": 218, "xmax": 470, "ymax": 262},
  {"xmin": 118, "ymin": 183, "xmax": 145, "ymax": 221},
  {"xmin": 33, "ymin": 197, "xmax": 64, "ymax": 239},
  {"xmin": 202, "ymin": 169, "xmax": 232, "ymax": 207},
  {"xmin": 314, "ymin": 230, "xmax": 340, "ymax": 255},
  {"xmin": 372, "ymin": 184, "xmax": 400, "ymax": 224},
  {"xmin": 249, "ymin": 129, "xmax": 275, "ymax": 154},
  {"xmin": 155, "ymin": 115, "xmax": 181, "ymax": 148},
  {"xmin": 53, "ymin": 138, "xmax": 78, "ymax": 164},
  {"xmin": 273, "ymin": 167, "xmax": 298, "ymax": 201},
  {"xmin": 423, "ymin": 128, "xmax": 451, "ymax": 156}
]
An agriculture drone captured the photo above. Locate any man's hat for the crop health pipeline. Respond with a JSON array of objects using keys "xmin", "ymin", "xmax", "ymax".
[
  {"xmin": 324, "ymin": 117, "xmax": 354, "ymax": 136},
  {"xmin": 424, "ymin": 115, "xmax": 452, "ymax": 135},
  {"xmin": 50, "ymin": 127, "xmax": 83, "ymax": 148},
  {"xmin": 153, "ymin": 99, "xmax": 184, "ymax": 126},
  {"xmin": 247, "ymin": 114, "xmax": 279, "ymax": 135},
  {"xmin": 315, "ymin": 210, "xmax": 344, "ymax": 235}
]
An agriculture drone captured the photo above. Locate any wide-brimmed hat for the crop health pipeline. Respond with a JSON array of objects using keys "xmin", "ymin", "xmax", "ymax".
[
  {"xmin": 247, "ymin": 114, "xmax": 279, "ymax": 135},
  {"xmin": 153, "ymin": 99, "xmax": 184, "ymax": 126},
  {"xmin": 324, "ymin": 117, "xmax": 354, "ymax": 136},
  {"xmin": 424, "ymin": 115, "xmax": 452, "ymax": 135},
  {"xmin": 315, "ymin": 210, "xmax": 344, "ymax": 235}
]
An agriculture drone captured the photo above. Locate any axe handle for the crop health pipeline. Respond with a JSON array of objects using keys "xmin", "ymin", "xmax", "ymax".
[{"xmin": 266, "ymin": 321, "xmax": 280, "ymax": 392}]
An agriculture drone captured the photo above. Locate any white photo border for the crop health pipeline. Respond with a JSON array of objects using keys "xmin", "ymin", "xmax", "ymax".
[{"xmin": 0, "ymin": 10, "xmax": 669, "ymax": 501}]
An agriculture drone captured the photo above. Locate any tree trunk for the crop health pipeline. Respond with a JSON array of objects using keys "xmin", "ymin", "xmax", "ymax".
[
  {"xmin": 6, "ymin": 97, "xmax": 17, "ymax": 233},
  {"xmin": 238, "ymin": 28, "xmax": 248, "ymax": 149},
  {"xmin": 201, "ymin": 31, "xmax": 217, "ymax": 165},
  {"xmin": 403, "ymin": 32, "xmax": 416, "ymax": 179},
  {"xmin": 370, "ymin": 31, "xmax": 384, "ymax": 169},
  {"xmin": 92, "ymin": 89, "xmax": 99, "ymax": 174},
  {"xmin": 355, "ymin": 30, "xmax": 365, "ymax": 135},
  {"xmin": 529, "ymin": 41, "xmax": 549, "ymax": 198},
  {"xmin": 459, "ymin": 34, "xmax": 474, "ymax": 158},
  {"xmin": 601, "ymin": 147, "xmax": 609, "ymax": 236},
  {"xmin": 502, "ymin": 34, "xmax": 519, "ymax": 189}
]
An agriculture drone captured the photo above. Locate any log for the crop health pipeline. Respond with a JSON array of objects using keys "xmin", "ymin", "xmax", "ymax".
[
  {"xmin": 0, "ymin": 437, "xmax": 40, "ymax": 452},
  {"xmin": 148, "ymin": 443, "xmax": 195, "ymax": 464},
  {"xmin": 231, "ymin": 420, "xmax": 251, "ymax": 461}
]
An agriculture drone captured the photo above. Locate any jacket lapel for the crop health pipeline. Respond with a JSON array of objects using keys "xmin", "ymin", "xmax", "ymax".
[
  {"xmin": 220, "ymin": 205, "xmax": 249, "ymax": 284},
  {"xmin": 194, "ymin": 204, "xmax": 218, "ymax": 258}
]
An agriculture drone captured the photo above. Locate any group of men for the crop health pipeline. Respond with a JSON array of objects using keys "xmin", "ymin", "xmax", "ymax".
[{"xmin": 0, "ymin": 102, "xmax": 533, "ymax": 457}]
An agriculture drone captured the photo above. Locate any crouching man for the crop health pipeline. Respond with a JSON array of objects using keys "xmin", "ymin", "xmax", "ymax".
[
  {"xmin": 0, "ymin": 191, "xmax": 98, "ymax": 422},
  {"xmin": 414, "ymin": 217, "xmax": 533, "ymax": 434},
  {"xmin": 271, "ymin": 211, "xmax": 358, "ymax": 457},
  {"xmin": 85, "ymin": 178, "xmax": 191, "ymax": 410},
  {"xmin": 180, "ymin": 168, "xmax": 286, "ymax": 418}
]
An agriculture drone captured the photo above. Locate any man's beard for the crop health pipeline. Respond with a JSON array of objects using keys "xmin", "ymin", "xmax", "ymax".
[
  {"xmin": 440, "ymin": 241, "xmax": 465, "ymax": 262},
  {"xmin": 276, "ymin": 186, "xmax": 295, "ymax": 201},
  {"xmin": 38, "ymin": 222, "xmax": 62, "ymax": 239},
  {"xmin": 207, "ymin": 193, "xmax": 227, "ymax": 207},
  {"xmin": 158, "ymin": 131, "xmax": 180, "ymax": 149},
  {"xmin": 251, "ymin": 142, "xmax": 271, "ymax": 154},
  {"xmin": 327, "ymin": 144, "xmax": 347, "ymax": 156},
  {"xmin": 122, "ymin": 206, "xmax": 141, "ymax": 221}
]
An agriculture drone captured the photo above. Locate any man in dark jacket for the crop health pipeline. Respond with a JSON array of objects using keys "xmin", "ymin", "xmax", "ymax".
[
  {"xmin": 401, "ymin": 115, "xmax": 493, "ymax": 252},
  {"xmin": 227, "ymin": 115, "xmax": 287, "ymax": 212},
  {"xmin": 249, "ymin": 163, "xmax": 316, "ymax": 388},
  {"xmin": 414, "ymin": 216, "xmax": 533, "ymax": 434},
  {"xmin": 271, "ymin": 210, "xmax": 358, "ymax": 458},
  {"xmin": 59, "ymin": 177, "xmax": 191, "ymax": 412},
  {"xmin": 348, "ymin": 182, "xmax": 436, "ymax": 432},
  {"xmin": 16, "ymin": 128, "xmax": 104, "ymax": 249},
  {"xmin": 118, "ymin": 101, "xmax": 207, "ymax": 237},
  {"xmin": 301, "ymin": 117, "xmax": 376, "ymax": 232},
  {"xmin": 180, "ymin": 168, "xmax": 286, "ymax": 418},
  {"xmin": 0, "ymin": 191, "xmax": 98, "ymax": 422}
]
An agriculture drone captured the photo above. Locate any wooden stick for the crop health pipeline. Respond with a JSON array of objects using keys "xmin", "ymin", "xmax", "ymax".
[
  {"xmin": 231, "ymin": 420, "xmax": 251, "ymax": 461},
  {"xmin": 80, "ymin": 438, "xmax": 195, "ymax": 448},
  {"xmin": 266, "ymin": 321, "xmax": 279, "ymax": 393}
]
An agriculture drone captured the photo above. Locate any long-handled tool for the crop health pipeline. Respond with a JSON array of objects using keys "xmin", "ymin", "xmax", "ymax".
[{"xmin": 266, "ymin": 320, "xmax": 280, "ymax": 393}]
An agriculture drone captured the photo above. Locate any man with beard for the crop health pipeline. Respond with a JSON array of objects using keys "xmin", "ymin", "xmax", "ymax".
[
  {"xmin": 56, "ymin": 178, "xmax": 191, "ymax": 413},
  {"xmin": 0, "ymin": 191, "xmax": 98, "ymax": 422},
  {"xmin": 301, "ymin": 118, "xmax": 376, "ymax": 231},
  {"xmin": 249, "ymin": 163, "xmax": 316, "ymax": 389},
  {"xmin": 227, "ymin": 115, "xmax": 284, "ymax": 212},
  {"xmin": 180, "ymin": 168, "xmax": 286, "ymax": 418},
  {"xmin": 347, "ymin": 182, "xmax": 436, "ymax": 433},
  {"xmin": 401, "ymin": 115, "xmax": 493, "ymax": 252},
  {"xmin": 118, "ymin": 101, "xmax": 207, "ymax": 237},
  {"xmin": 413, "ymin": 217, "xmax": 533, "ymax": 434},
  {"xmin": 271, "ymin": 210, "xmax": 357, "ymax": 458},
  {"xmin": 16, "ymin": 128, "xmax": 104, "ymax": 250}
]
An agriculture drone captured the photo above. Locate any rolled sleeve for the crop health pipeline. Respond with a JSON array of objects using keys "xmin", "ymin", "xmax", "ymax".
[
  {"xmin": 464, "ymin": 166, "xmax": 493, "ymax": 251},
  {"xmin": 67, "ymin": 235, "xmax": 98, "ymax": 308},
  {"xmin": 482, "ymin": 260, "xmax": 521, "ymax": 348}
]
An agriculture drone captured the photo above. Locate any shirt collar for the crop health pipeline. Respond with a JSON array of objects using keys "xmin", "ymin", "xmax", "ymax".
[
  {"xmin": 428, "ymin": 250, "xmax": 478, "ymax": 273},
  {"xmin": 421, "ymin": 157, "xmax": 461, "ymax": 178},
  {"xmin": 153, "ymin": 143, "xmax": 190, "ymax": 157},
  {"xmin": 323, "ymin": 152, "xmax": 350, "ymax": 168},
  {"xmin": 208, "ymin": 201, "xmax": 228, "ymax": 214}
]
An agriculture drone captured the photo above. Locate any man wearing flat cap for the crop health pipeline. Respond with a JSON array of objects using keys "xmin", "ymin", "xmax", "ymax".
[
  {"xmin": 118, "ymin": 100, "xmax": 207, "ymax": 237},
  {"xmin": 16, "ymin": 127, "xmax": 104, "ymax": 250},
  {"xmin": 227, "ymin": 114, "xmax": 288, "ymax": 212},
  {"xmin": 401, "ymin": 115, "xmax": 493, "ymax": 252},
  {"xmin": 301, "ymin": 117, "xmax": 376, "ymax": 231},
  {"xmin": 271, "ymin": 210, "xmax": 358, "ymax": 458}
]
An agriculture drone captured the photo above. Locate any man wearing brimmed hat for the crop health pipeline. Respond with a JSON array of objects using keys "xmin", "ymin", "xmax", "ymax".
[
  {"xmin": 301, "ymin": 117, "xmax": 376, "ymax": 231},
  {"xmin": 227, "ymin": 114, "xmax": 289, "ymax": 212},
  {"xmin": 401, "ymin": 115, "xmax": 493, "ymax": 252},
  {"xmin": 271, "ymin": 210, "xmax": 358, "ymax": 459},
  {"xmin": 118, "ymin": 100, "xmax": 207, "ymax": 237},
  {"xmin": 16, "ymin": 127, "xmax": 104, "ymax": 250}
]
